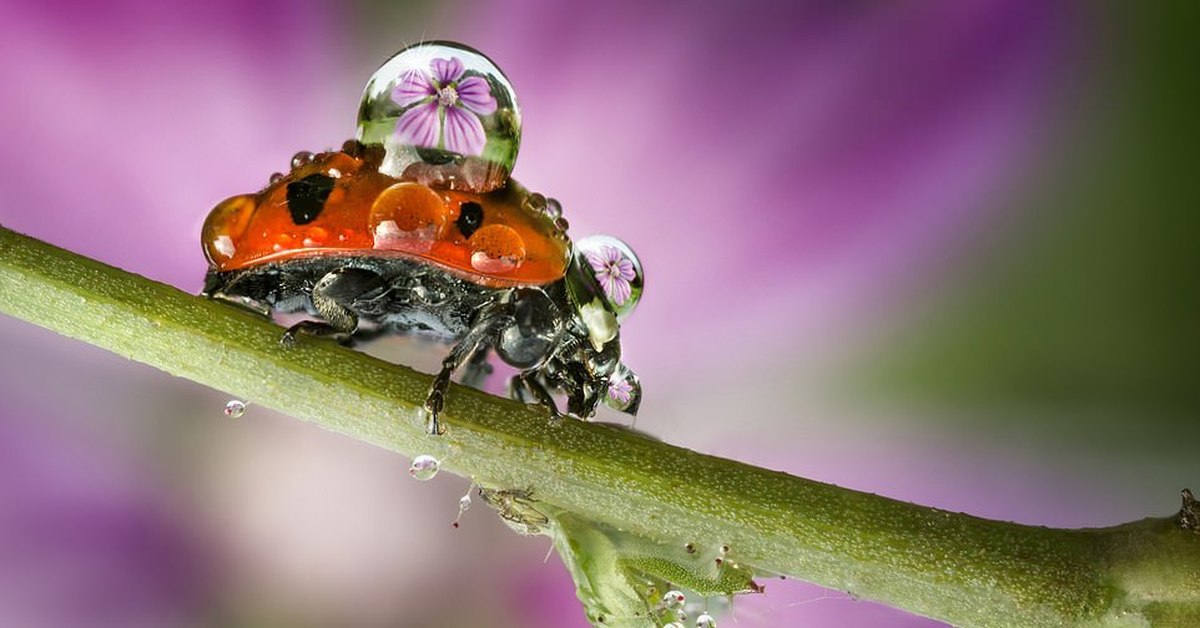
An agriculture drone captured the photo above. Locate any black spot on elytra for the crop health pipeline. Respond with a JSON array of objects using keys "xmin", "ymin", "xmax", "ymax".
[
  {"xmin": 456, "ymin": 201, "xmax": 484, "ymax": 238},
  {"xmin": 286, "ymin": 173, "xmax": 335, "ymax": 225}
]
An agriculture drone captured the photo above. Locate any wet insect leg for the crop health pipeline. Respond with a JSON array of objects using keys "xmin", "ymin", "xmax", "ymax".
[
  {"xmin": 280, "ymin": 268, "xmax": 385, "ymax": 347},
  {"xmin": 509, "ymin": 371, "xmax": 561, "ymax": 418},
  {"xmin": 425, "ymin": 302, "xmax": 512, "ymax": 435},
  {"xmin": 458, "ymin": 347, "xmax": 494, "ymax": 388}
]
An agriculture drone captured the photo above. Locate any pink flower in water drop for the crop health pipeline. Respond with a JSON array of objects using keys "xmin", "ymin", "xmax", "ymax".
[
  {"xmin": 392, "ymin": 57, "xmax": 498, "ymax": 156},
  {"xmin": 586, "ymin": 245, "xmax": 637, "ymax": 306},
  {"xmin": 607, "ymin": 378, "xmax": 634, "ymax": 404}
]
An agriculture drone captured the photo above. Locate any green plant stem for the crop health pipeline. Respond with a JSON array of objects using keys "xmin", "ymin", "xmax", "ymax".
[{"xmin": 0, "ymin": 225, "xmax": 1196, "ymax": 627}]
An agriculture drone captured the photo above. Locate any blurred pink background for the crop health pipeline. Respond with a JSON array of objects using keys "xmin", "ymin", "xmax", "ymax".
[{"xmin": 2, "ymin": 1, "xmax": 1196, "ymax": 626}]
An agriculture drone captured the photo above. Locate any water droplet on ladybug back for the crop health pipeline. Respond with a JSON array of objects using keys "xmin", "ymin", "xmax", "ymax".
[
  {"xmin": 291, "ymin": 151, "xmax": 314, "ymax": 168},
  {"xmin": 469, "ymin": 224, "xmax": 526, "ymax": 274},
  {"xmin": 357, "ymin": 41, "xmax": 520, "ymax": 193},
  {"xmin": 224, "ymin": 400, "xmax": 246, "ymax": 418},
  {"xmin": 369, "ymin": 182, "xmax": 448, "ymax": 253},
  {"xmin": 409, "ymin": 454, "xmax": 441, "ymax": 481}
]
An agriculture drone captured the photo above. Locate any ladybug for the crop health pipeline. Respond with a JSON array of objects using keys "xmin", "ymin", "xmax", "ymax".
[{"xmin": 201, "ymin": 42, "xmax": 642, "ymax": 435}]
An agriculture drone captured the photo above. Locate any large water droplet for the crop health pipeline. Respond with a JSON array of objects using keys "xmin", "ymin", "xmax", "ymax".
[
  {"xmin": 572, "ymin": 235, "xmax": 644, "ymax": 321},
  {"xmin": 357, "ymin": 41, "xmax": 521, "ymax": 193},
  {"xmin": 409, "ymin": 454, "xmax": 441, "ymax": 481},
  {"xmin": 224, "ymin": 399, "xmax": 246, "ymax": 418}
]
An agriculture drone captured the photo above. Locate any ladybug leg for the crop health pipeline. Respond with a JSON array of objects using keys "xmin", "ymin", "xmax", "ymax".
[
  {"xmin": 280, "ymin": 268, "xmax": 386, "ymax": 348},
  {"xmin": 509, "ymin": 371, "xmax": 561, "ymax": 418},
  {"xmin": 281, "ymin": 320, "xmax": 351, "ymax": 347},
  {"xmin": 458, "ymin": 347, "xmax": 494, "ymax": 389},
  {"xmin": 425, "ymin": 302, "xmax": 513, "ymax": 435}
]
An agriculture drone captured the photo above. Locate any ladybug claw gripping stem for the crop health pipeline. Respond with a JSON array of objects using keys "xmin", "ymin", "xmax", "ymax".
[
  {"xmin": 423, "ymin": 372, "xmax": 450, "ymax": 435},
  {"xmin": 511, "ymin": 372, "xmax": 561, "ymax": 419},
  {"xmin": 280, "ymin": 321, "xmax": 353, "ymax": 348}
]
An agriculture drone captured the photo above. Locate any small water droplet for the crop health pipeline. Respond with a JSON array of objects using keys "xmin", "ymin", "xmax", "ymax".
[
  {"xmin": 662, "ymin": 590, "xmax": 686, "ymax": 610},
  {"xmin": 720, "ymin": 544, "xmax": 730, "ymax": 554},
  {"xmin": 268, "ymin": 172, "xmax": 283, "ymax": 184},
  {"xmin": 291, "ymin": 151, "xmax": 314, "ymax": 168},
  {"xmin": 223, "ymin": 400, "xmax": 246, "ymax": 418},
  {"xmin": 663, "ymin": 623, "xmax": 685, "ymax": 628},
  {"xmin": 544, "ymin": 197, "xmax": 562, "ymax": 219},
  {"xmin": 696, "ymin": 612, "xmax": 717, "ymax": 628},
  {"xmin": 684, "ymin": 543, "xmax": 696, "ymax": 554},
  {"xmin": 522, "ymin": 192, "xmax": 546, "ymax": 214},
  {"xmin": 409, "ymin": 454, "xmax": 441, "ymax": 481}
]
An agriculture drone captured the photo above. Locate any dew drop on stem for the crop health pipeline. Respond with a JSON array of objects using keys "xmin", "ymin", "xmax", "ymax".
[
  {"xmin": 224, "ymin": 400, "xmax": 246, "ymax": 418},
  {"xmin": 409, "ymin": 454, "xmax": 441, "ymax": 481},
  {"xmin": 452, "ymin": 491, "xmax": 472, "ymax": 528}
]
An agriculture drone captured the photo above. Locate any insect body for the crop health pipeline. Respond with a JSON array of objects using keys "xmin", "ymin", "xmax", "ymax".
[{"xmin": 201, "ymin": 42, "xmax": 642, "ymax": 434}]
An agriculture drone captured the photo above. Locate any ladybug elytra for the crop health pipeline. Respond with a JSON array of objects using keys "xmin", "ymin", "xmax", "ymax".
[{"xmin": 201, "ymin": 42, "xmax": 642, "ymax": 434}]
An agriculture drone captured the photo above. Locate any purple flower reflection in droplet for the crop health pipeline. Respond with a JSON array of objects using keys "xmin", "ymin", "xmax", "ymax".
[
  {"xmin": 586, "ymin": 246, "xmax": 636, "ymax": 306},
  {"xmin": 391, "ymin": 57, "xmax": 498, "ymax": 156},
  {"xmin": 607, "ymin": 378, "xmax": 633, "ymax": 404}
]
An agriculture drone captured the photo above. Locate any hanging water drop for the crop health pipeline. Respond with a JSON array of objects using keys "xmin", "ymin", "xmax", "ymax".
[
  {"xmin": 223, "ymin": 399, "xmax": 246, "ymax": 418},
  {"xmin": 452, "ymin": 490, "xmax": 472, "ymax": 528},
  {"xmin": 662, "ymin": 590, "xmax": 686, "ymax": 610},
  {"xmin": 409, "ymin": 454, "xmax": 441, "ymax": 481},
  {"xmin": 695, "ymin": 612, "xmax": 717, "ymax": 627}
]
